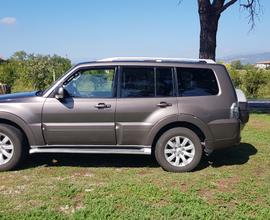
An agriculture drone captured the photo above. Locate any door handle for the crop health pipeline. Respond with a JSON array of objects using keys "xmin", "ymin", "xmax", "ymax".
[
  {"xmin": 156, "ymin": 102, "xmax": 172, "ymax": 108},
  {"xmin": 95, "ymin": 103, "xmax": 111, "ymax": 109}
]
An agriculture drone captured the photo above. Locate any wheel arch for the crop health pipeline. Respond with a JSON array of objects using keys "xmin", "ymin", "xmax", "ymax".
[
  {"xmin": 147, "ymin": 114, "xmax": 214, "ymax": 149},
  {"xmin": 0, "ymin": 112, "xmax": 35, "ymax": 146}
]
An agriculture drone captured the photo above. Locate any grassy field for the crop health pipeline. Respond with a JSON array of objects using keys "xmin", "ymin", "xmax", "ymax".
[{"xmin": 0, "ymin": 114, "xmax": 270, "ymax": 220}]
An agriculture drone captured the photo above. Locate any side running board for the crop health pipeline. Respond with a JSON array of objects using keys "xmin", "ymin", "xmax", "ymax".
[{"xmin": 29, "ymin": 146, "xmax": 152, "ymax": 155}]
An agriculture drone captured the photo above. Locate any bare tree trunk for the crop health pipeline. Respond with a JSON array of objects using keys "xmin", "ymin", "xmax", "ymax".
[
  {"xmin": 196, "ymin": 0, "xmax": 259, "ymax": 61},
  {"xmin": 199, "ymin": 15, "xmax": 219, "ymax": 60},
  {"xmin": 198, "ymin": 1, "xmax": 220, "ymax": 61},
  {"xmin": 0, "ymin": 84, "xmax": 11, "ymax": 94}
]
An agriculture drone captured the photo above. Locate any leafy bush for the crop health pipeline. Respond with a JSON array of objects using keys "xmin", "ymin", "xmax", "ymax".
[
  {"xmin": 227, "ymin": 61, "xmax": 270, "ymax": 98},
  {"xmin": 0, "ymin": 51, "xmax": 71, "ymax": 92},
  {"xmin": 241, "ymin": 68, "xmax": 268, "ymax": 98},
  {"xmin": 0, "ymin": 61, "xmax": 18, "ymax": 86},
  {"xmin": 231, "ymin": 60, "xmax": 243, "ymax": 70}
]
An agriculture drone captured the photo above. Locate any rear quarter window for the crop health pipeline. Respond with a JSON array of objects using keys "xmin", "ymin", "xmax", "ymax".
[{"xmin": 176, "ymin": 67, "xmax": 219, "ymax": 96}]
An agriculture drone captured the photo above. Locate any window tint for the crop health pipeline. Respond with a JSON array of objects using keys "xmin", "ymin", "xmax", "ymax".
[
  {"xmin": 120, "ymin": 68, "xmax": 155, "ymax": 97},
  {"xmin": 177, "ymin": 68, "xmax": 219, "ymax": 96},
  {"xmin": 63, "ymin": 68, "xmax": 115, "ymax": 98},
  {"xmin": 156, "ymin": 68, "xmax": 174, "ymax": 97},
  {"xmin": 120, "ymin": 67, "xmax": 174, "ymax": 98}
]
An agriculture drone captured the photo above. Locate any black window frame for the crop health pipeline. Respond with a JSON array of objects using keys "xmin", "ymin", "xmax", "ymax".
[
  {"xmin": 118, "ymin": 66, "xmax": 176, "ymax": 98},
  {"xmin": 176, "ymin": 67, "xmax": 219, "ymax": 97}
]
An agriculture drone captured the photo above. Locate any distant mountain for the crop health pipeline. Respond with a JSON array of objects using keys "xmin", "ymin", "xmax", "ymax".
[{"xmin": 218, "ymin": 52, "xmax": 270, "ymax": 64}]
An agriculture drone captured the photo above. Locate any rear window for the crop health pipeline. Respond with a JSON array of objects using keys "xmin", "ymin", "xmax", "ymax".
[{"xmin": 176, "ymin": 68, "xmax": 219, "ymax": 96}]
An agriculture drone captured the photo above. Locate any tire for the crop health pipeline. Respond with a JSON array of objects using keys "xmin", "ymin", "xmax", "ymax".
[
  {"xmin": 0, "ymin": 124, "xmax": 26, "ymax": 172},
  {"xmin": 155, "ymin": 127, "xmax": 202, "ymax": 172}
]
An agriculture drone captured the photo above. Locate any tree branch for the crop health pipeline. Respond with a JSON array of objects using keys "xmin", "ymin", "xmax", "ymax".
[
  {"xmin": 178, "ymin": 0, "xmax": 261, "ymax": 31},
  {"xmin": 240, "ymin": 0, "xmax": 261, "ymax": 30},
  {"xmin": 220, "ymin": 0, "xmax": 238, "ymax": 13},
  {"xmin": 177, "ymin": 0, "xmax": 184, "ymax": 6},
  {"xmin": 240, "ymin": 0, "xmax": 254, "ymax": 8}
]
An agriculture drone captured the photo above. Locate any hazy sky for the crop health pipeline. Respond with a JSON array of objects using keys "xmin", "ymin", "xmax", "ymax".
[{"xmin": 1, "ymin": 0, "xmax": 270, "ymax": 62}]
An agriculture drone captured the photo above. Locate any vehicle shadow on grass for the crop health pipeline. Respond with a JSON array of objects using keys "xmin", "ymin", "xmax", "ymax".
[
  {"xmin": 196, "ymin": 142, "xmax": 257, "ymax": 171},
  {"xmin": 21, "ymin": 142, "xmax": 257, "ymax": 171},
  {"xmin": 23, "ymin": 153, "xmax": 160, "ymax": 169}
]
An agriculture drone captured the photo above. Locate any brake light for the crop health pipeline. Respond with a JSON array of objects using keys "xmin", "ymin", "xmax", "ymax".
[{"xmin": 230, "ymin": 103, "xmax": 239, "ymax": 119}]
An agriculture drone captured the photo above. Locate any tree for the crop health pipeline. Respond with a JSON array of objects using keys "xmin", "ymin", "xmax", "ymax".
[
  {"xmin": 21, "ymin": 54, "xmax": 71, "ymax": 90},
  {"xmin": 242, "ymin": 68, "xmax": 267, "ymax": 97},
  {"xmin": 10, "ymin": 51, "xmax": 28, "ymax": 61},
  {"xmin": 231, "ymin": 60, "xmax": 243, "ymax": 69},
  {"xmin": 0, "ymin": 61, "xmax": 17, "ymax": 86},
  {"xmin": 180, "ymin": 0, "xmax": 260, "ymax": 60},
  {"xmin": 1, "ymin": 51, "xmax": 72, "ymax": 92}
]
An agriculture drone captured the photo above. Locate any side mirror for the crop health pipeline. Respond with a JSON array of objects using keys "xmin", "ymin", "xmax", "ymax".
[{"xmin": 55, "ymin": 87, "xmax": 65, "ymax": 99}]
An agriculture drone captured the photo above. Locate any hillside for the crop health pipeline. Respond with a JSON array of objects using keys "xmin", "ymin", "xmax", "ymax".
[{"xmin": 219, "ymin": 52, "xmax": 270, "ymax": 64}]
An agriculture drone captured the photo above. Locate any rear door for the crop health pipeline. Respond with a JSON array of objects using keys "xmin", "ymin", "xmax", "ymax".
[
  {"xmin": 176, "ymin": 66, "xmax": 220, "ymax": 123},
  {"xmin": 115, "ymin": 66, "xmax": 178, "ymax": 146},
  {"xmin": 176, "ymin": 67, "xmax": 238, "ymax": 140}
]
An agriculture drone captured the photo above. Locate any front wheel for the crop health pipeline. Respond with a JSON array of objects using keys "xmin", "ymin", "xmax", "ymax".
[
  {"xmin": 155, "ymin": 127, "xmax": 202, "ymax": 172},
  {"xmin": 0, "ymin": 124, "xmax": 25, "ymax": 172}
]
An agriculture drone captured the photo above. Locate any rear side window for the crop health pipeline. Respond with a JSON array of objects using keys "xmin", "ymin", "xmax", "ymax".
[
  {"xmin": 156, "ymin": 68, "xmax": 174, "ymax": 97},
  {"xmin": 120, "ymin": 68, "xmax": 155, "ymax": 97},
  {"xmin": 177, "ymin": 68, "xmax": 219, "ymax": 96},
  {"xmin": 120, "ymin": 67, "xmax": 174, "ymax": 98}
]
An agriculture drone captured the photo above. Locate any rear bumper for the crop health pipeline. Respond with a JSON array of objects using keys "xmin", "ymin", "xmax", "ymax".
[
  {"xmin": 239, "ymin": 102, "xmax": 249, "ymax": 124},
  {"xmin": 205, "ymin": 136, "xmax": 241, "ymax": 150},
  {"xmin": 206, "ymin": 119, "xmax": 241, "ymax": 150}
]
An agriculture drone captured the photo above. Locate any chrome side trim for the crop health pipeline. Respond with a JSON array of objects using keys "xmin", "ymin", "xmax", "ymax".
[{"xmin": 29, "ymin": 145, "xmax": 152, "ymax": 155}]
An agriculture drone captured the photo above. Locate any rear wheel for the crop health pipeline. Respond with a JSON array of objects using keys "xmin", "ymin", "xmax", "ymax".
[
  {"xmin": 155, "ymin": 127, "xmax": 202, "ymax": 172},
  {"xmin": 0, "ymin": 124, "xmax": 25, "ymax": 172}
]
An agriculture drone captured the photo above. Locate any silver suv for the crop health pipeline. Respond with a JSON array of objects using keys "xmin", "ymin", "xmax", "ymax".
[{"xmin": 0, "ymin": 57, "xmax": 249, "ymax": 172}]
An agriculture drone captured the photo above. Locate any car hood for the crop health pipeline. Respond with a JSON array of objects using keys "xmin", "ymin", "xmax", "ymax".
[{"xmin": 0, "ymin": 91, "xmax": 38, "ymax": 102}]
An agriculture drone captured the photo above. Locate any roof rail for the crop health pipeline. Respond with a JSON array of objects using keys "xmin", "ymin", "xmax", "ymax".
[{"xmin": 98, "ymin": 57, "xmax": 216, "ymax": 64}]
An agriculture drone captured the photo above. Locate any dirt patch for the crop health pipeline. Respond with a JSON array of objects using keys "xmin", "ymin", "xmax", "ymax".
[
  {"xmin": 55, "ymin": 169, "xmax": 94, "ymax": 182},
  {"xmin": 198, "ymin": 177, "xmax": 240, "ymax": 202},
  {"xmin": 137, "ymin": 169, "xmax": 152, "ymax": 176},
  {"xmin": 198, "ymin": 189, "xmax": 215, "ymax": 202},
  {"xmin": 169, "ymin": 181, "xmax": 191, "ymax": 192},
  {"xmin": 59, "ymin": 192, "xmax": 85, "ymax": 215},
  {"xmin": 249, "ymin": 119, "xmax": 270, "ymax": 130},
  {"xmin": 215, "ymin": 177, "xmax": 240, "ymax": 192}
]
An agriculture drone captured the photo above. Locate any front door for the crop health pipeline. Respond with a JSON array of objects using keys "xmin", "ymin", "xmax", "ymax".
[{"xmin": 42, "ymin": 67, "xmax": 117, "ymax": 145}]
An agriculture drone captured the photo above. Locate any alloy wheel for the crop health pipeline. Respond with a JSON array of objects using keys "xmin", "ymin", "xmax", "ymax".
[
  {"xmin": 0, "ymin": 133, "xmax": 14, "ymax": 165},
  {"xmin": 164, "ymin": 136, "xmax": 195, "ymax": 167}
]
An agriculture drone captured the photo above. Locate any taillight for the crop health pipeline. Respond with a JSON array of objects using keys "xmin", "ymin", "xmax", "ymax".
[{"xmin": 230, "ymin": 103, "xmax": 239, "ymax": 119}]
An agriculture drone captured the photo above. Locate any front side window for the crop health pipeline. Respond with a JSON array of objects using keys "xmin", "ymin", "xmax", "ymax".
[
  {"xmin": 120, "ymin": 67, "xmax": 174, "ymax": 98},
  {"xmin": 63, "ymin": 68, "xmax": 115, "ymax": 98},
  {"xmin": 177, "ymin": 68, "xmax": 219, "ymax": 96}
]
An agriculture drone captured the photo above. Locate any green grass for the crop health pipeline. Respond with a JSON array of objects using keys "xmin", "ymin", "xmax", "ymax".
[{"xmin": 1, "ymin": 114, "xmax": 270, "ymax": 219}]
